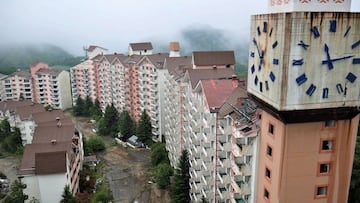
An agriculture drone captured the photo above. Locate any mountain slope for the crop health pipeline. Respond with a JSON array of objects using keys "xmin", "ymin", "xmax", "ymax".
[{"xmin": 0, "ymin": 44, "xmax": 83, "ymax": 74}]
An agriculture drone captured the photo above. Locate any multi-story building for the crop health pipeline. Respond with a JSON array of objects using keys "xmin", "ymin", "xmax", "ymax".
[
  {"xmin": 162, "ymin": 50, "xmax": 260, "ymax": 202},
  {"xmin": 0, "ymin": 73, "xmax": 9, "ymax": 101},
  {"xmin": 71, "ymin": 42, "xmax": 175, "ymax": 138},
  {"xmin": 0, "ymin": 100, "xmax": 83, "ymax": 202},
  {"xmin": 70, "ymin": 59, "xmax": 99, "ymax": 104},
  {"xmin": 96, "ymin": 54, "xmax": 128, "ymax": 111},
  {"xmin": 217, "ymin": 86, "xmax": 259, "ymax": 203},
  {"xmin": 31, "ymin": 64, "xmax": 72, "ymax": 110},
  {"xmin": 164, "ymin": 52, "xmax": 236, "ymax": 167},
  {"xmin": 19, "ymin": 127, "xmax": 83, "ymax": 203},
  {"xmin": 0, "ymin": 62, "xmax": 72, "ymax": 110},
  {"xmin": 163, "ymin": 55, "xmax": 192, "ymax": 148},
  {"xmin": 124, "ymin": 55, "xmax": 143, "ymax": 122},
  {"xmin": 1, "ymin": 70, "xmax": 32, "ymax": 101},
  {"xmin": 137, "ymin": 53, "xmax": 168, "ymax": 140},
  {"xmin": 185, "ymin": 78, "xmax": 239, "ymax": 202},
  {"xmin": 247, "ymin": 1, "xmax": 359, "ymax": 202}
]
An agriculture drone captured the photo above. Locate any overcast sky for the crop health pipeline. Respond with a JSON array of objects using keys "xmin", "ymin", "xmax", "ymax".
[{"xmin": 1, "ymin": 0, "xmax": 360, "ymax": 55}]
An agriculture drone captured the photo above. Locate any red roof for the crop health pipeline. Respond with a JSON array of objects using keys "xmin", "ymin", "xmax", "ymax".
[{"xmin": 201, "ymin": 79, "xmax": 238, "ymax": 109}]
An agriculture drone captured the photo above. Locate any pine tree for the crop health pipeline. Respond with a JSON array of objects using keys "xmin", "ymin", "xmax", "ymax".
[
  {"xmin": 91, "ymin": 99, "xmax": 102, "ymax": 120},
  {"xmin": 60, "ymin": 185, "xmax": 78, "ymax": 203},
  {"xmin": 136, "ymin": 110, "xmax": 152, "ymax": 144},
  {"xmin": 3, "ymin": 180, "xmax": 28, "ymax": 203},
  {"xmin": 98, "ymin": 104, "xmax": 119, "ymax": 137},
  {"xmin": 0, "ymin": 119, "xmax": 11, "ymax": 141},
  {"xmin": 118, "ymin": 110, "xmax": 135, "ymax": 140},
  {"xmin": 171, "ymin": 150, "xmax": 190, "ymax": 203},
  {"xmin": 73, "ymin": 96, "xmax": 84, "ymax": 116},
  {"xmin": 156, "ymin": 163, "xmax": 173, "ymax": 189},
  {"xmin": 84, "ymin": 95, "xmax": 93, "ymax": 116}
]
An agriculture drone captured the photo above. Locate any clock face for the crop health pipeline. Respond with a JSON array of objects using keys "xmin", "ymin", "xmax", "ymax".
[
  {"xmin": 248, "ymin": 13, "xmax": 360, "ymax": 110},
  {"xmin": 289, "ymin": 14, "xmax": 360, "ymax": 104},
  {"xmin": 248, "ymin": 18, "xmax": 282, "ymax": 105}
]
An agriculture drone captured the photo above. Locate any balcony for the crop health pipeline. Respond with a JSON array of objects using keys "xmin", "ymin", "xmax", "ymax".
[
  {"xmin": 231, "ymin": 160, "xmax": 241, "ymax": 176},
  {"xmin": 217, "ymin": 186, "xmax": 229, "ymax": 200},
  {"xmin": 234, "ymin": 156, "xmax": 246, "ymax": 165},
  {"xmin": 232, "ymin": 143, "xmax": 253, "ymax": 157},
  {"xmin": 218, "ymin": 134, "xmax": 228, "ymax": 143},
  {"xmin": 240, "ymin": 163, "xmax": 251, "ymax": 176},
  {"xmin": 231, "ymin": 179, "xmax": 251, "ymax": 196},
  {"xmin": 234, "ymin": 123, "xmax": 258, "ymax": 138},
  {"xmin": 218, "ymin": 158, "xmax": 231, "ymax": 168},
  {"xmin": 217, "ymin": 172, "xmax": 230, "ymax": 185}
]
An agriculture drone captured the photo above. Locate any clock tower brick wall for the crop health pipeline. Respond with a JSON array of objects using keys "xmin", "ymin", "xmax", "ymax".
[
  {"xmin": 256, "ymin": 111, "xmax": 358, "ymax": 203},
  {"xmin": 250, "ymin": 2, "xmax": 359, "ymax": 203}
]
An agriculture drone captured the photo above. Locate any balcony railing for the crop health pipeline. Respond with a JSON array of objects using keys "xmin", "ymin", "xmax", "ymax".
[{"xmin": 231, "ymin": 179, "xmax": 251, "ymax": 195}]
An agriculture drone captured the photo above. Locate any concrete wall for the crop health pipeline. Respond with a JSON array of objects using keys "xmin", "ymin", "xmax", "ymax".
[
  {"xmin": 58, "ymin": 71, "xmax": 72, "ymax": 110},
  {"xmin": 23, "ymin": 176, "xmax": 40, "ymax": 202},
  {"xmin": 37, "ymin": 173, "xmax": 67, "ymax": 203}
]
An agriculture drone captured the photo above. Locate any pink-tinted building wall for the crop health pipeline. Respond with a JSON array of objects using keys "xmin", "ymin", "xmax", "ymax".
[
  {"xmin": 30, "ymin": 62, "xmax": 48, "ymax": 103},
  {"xmin": 125, "ymin": 63, "xmax": 140, "ymax": 122}
]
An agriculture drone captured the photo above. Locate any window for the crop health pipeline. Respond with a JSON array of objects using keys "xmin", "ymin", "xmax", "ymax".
[
  {"xmin": 321, "ymin": 139, "xmax": 334, "ymax": 151},
  {"xmin": 264, "ymin": 188, "xmax": 270, "ymax": 200},
  {"xmin": 319, "ymin": 163, "xmax": 330, "ymax": 174},
  {"xmin": 325, "ymin": 120, "xmax": 336, "ymax": 127},
  {"xmin": 315, "ymin": 185, "xmax": 328, "ymax": 198},
  {"xmin": 265, "ymin": 167, "xmax": 271, "ymax": 180},
  {"xmin": 268, "ymin": 123, "xmax": 274, "ymax": 134},
  {"xmin": 317, "ymin": 186, "xmax": 327, "ymax": 195},
  {"xmin": 266, "ymin": 145, "xmax": 273, "ymax": 157}
]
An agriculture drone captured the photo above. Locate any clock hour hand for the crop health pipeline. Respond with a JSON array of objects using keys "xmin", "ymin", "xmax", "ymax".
[
  {"xmin": 322, "ymin": 55, "xmax": 354, "ymax": 64},
  {"xmin": 252, "ymin": 38, "xmax": 263, "ymax": 58},
  {"xmin": 323, "ymin": 43, "xmax": 334, "ymax": 70}
]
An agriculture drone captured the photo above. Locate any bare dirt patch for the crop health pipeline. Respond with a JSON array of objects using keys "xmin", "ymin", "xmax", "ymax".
[
  {"xmin": 101, "ymin": 146, "xmax": 170, "ymax": 203},
  {"xmin": 0, "ymin": 157, "xmax": 20, "ymax": 184},
  {"xmin": 69, "ymin": 113, "xmax": 170, "ymax": 203}
]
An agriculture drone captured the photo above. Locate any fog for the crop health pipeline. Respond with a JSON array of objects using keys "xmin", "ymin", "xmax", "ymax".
[{"xmin": 0, "ymin": 0, "xmax": 359, "ymax": 56}]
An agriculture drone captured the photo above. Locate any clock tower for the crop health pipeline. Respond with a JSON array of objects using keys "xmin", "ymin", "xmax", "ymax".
[{"xmin": 248, "ymin": 0, "xmax": 359, "ymax": 202}]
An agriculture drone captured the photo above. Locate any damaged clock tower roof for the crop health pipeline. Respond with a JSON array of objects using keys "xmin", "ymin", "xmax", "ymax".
[{"xmin": 268, "ymin": 0, "xmax": 352, "ymax": 13}]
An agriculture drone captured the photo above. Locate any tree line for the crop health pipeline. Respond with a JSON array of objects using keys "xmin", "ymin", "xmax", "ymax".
[
  {"xmin": 149, "ymin": 143, "xmax": 191, "ymax": 203},
  {"xmin": 74, "ymin": 95, "xmax": 191, "ymax": 202},
  {"xmin": 0, "ymin": 119, "xmax": 23, "ymax": 155},
  {"xmin": 73, "ymin": 96, "xmax": 153, "ymax": 145}
]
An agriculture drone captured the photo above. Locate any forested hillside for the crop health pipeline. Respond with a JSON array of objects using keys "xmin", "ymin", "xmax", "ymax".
[{"xmin": 0, "ymin": 44, "xmax": 84, "ymax": 74}]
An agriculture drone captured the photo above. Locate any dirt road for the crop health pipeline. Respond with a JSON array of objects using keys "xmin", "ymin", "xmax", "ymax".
[
  {"xmin": 100, "ymin": 145, "xmax": 170, "ymax": 203},
  {"xmin": 71, "ymin": 115, "xmax": 170, "ymax": 203},
  {"xmin": 0, "ymin": 157, "xmax": 19, "ymax": 184}
]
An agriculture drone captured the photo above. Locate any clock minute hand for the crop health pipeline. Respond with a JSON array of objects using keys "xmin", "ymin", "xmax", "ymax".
[
  {"xmin": 321, "ymin": 55, "xmax": 354, "ymax": 64},
  {"xmin": 324, "ymin": 43, "xmax": 334, "ymax": 70}
]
